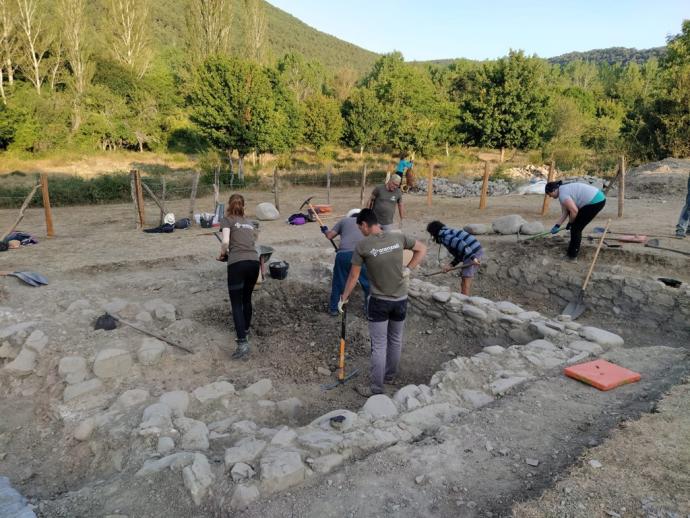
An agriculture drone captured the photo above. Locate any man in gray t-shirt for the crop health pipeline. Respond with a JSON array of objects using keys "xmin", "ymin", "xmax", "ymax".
[
  {"xmin": 340, "ymin": 208, "xmax": 427, "ymax": 397},
  {"xmin": 368, "ymin": 175, "xmax": 404, "ymax": 231},
  {"xmin": 321, "ymin": 209, "xmax": 370, "ymax": 315}
]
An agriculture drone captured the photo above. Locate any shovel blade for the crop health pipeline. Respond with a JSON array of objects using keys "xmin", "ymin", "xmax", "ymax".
[
  {"xmin": 321, "ymin": 369, "xmax": 360, "ymax": 391},
  {"xmin": 562, "ymin": 295, "xmax": 586, "ymax": 320},
  {"xmin": 9, "ymin": 272, "xmax": 41, "ymax": 287}
]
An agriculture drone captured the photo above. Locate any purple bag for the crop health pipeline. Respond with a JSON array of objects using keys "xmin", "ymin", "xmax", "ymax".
[{"xmin": 288, "ymin": 213, "xmax": 307, "ymax": 225}]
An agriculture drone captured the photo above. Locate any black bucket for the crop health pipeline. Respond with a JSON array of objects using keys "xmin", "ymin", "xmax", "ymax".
[{"xmin": 269, "ymin": 261, "xmax": 289, "ymax": 280}]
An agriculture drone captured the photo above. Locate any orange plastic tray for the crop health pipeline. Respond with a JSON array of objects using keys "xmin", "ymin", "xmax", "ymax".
[
  {"xmin": 312, "ymin": 204, "xmax": 332, "ymax": 214},
  {"xmin": 564, "ymin": 359, "xmax": 641, "ymax": 391}
]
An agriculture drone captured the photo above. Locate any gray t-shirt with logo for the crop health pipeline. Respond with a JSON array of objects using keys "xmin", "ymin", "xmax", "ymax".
[
  {"xmin": 352, "ymin": 232, "xmax": 416, "ymax": 299},
  {"xmin": 331, "ymin": 216, "xmax": 364, "ymax": 252},
  {"xmin": 371, "ymin": 185, "xmax": 402, "ymax": 225},
  {"xmin": 558, "ymin": 182, "xmax": 600, "ymax": 208},
  {"xmin": 221, "ymin": 216, "xmax": 259, "ymax": 265}
]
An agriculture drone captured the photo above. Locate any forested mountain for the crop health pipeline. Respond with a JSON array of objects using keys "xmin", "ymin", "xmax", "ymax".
[
  {"xmin": 144, "ymin": 0, "xmax": 379, "ymax": 74},
  {"xmin": 548, "ymin": 47, "xmax": 666, "ymax": 66}
]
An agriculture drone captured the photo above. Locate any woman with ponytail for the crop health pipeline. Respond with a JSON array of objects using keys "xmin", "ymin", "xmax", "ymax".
[
  {"xmin": 218, "ymin": 194, "xmax": 260, "ymax": 359},
  {"xmin": 545, "ymin": 180, "xmax": 606, "ymax": 260}
]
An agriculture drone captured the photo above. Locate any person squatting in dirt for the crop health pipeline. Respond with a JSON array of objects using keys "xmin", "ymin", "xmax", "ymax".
[
  {"xmin": 368, "ymin": 174, "xmax": 404, "ymax": 232},
  {"xmin": 546, "ymin": 180, "xmax": 606, "ymax": 260},
  {"xmin": 426, "ymin": 220, "xmax": 483, "ymax": 296},
  {"xmin": 395, "ymin": 152, "xmax": 415, "ymax": 191},
  {"xmin": 339, "ymin": 208, "xmax": 427, "ymax": 397},
  {"xmin": 218, "ymin": 194, "xmax": 260, "ymax": 360},
  {"xmin": 321, "ymin": 208, "xmax": 371, "ymax": 316}
]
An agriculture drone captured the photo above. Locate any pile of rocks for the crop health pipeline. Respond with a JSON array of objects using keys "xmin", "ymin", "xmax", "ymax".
[
  {"xmin": 415, "ymin": 178, "xmax": 512, "ymax": 198},
  {"xmin": 462, "ymin": 214, "xmax": 545, "ymax": 236},
  {"xmin": 500, "ymin": 164, "xmax": 550, "ymax": 181}
]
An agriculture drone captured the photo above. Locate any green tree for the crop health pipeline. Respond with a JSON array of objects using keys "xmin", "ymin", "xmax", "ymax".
[
  {"xmin": 342, "ymin": 86, "xmax": 386, "ymax": 156},
  {"xmin": 302, "ymin": 93, "xmax": 342, "ymax": 152},
  {"xmin": 457, "ymin": 50, "xmax": 551, "ymax": 161},
  {"xmin": 189, "ymin": 57, "xmax": 293, "ymax": 179}
]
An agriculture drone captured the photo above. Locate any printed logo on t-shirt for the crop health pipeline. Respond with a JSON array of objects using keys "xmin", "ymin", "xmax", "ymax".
[
  {"xmin": 369, "ymin": 243, "xmax": 401, "ymax": 257},
  {"xmin": 389, "ymin": 195, "xmax": 397, "ymax": 202},
  {"xmin": 234, "ymin": 222, "xmax": 254, "ymax": 230}
]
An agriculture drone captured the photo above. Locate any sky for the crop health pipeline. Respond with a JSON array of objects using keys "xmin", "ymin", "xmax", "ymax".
[{"xmin": 267, "ymin": 1, "xmax": 689, "ymax": 61}]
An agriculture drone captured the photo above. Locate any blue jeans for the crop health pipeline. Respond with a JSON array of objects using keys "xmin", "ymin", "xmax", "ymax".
[
  {"xmin": 676, "ymin": 175, "xmax": 690, "ymax": 236},
  {"xmin": 329, "ymin": 251, "xmax": 370, "ymax": 312}
]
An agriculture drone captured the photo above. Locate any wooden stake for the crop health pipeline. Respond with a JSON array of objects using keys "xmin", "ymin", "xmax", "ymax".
[
  {"xmin": 618, "ymin": 155, "xmax": 625, "ymax": 218},
  {"xmin": 326, "ymin": 166, "xmax": 332, "ymax": 205},
  {"xmin": 360, "ymin": 164, "xmax": 367, "ymax": 206},
  {"xmin": 540, "ymin": 160, "xmax": 556, "ymax": 216},
  {"xmin": 426, "ymin": 161, "xmax": 434, "ymax": 207},
  {"xmin": 188, "ymin": 172, "xmax": 200, "ymax": 223},
  {"xmin": 479, "ymin": 161, "xmax": 490, "ymax": 210},
  {"xmin": 160, "ymin": 177, "xmax": 166, "ymax": 224},
  {"xmin": 213, "ymin": 166, "xmax": 219, "ymax": 209},
  {"xmin": 39, "ymin": 173, "xmax": 54, "ymax": 237},
  {"xmin": 273, "ymin": 168, "xmax": 280, "ymax": 211},
  {"xmin": 0, "ymin": 183, "xmax": 40, "ymax": 242},
  {"xmin": 131, "ymin": 170, "xmax": 145, "ymax": 229},
  {"xmin": 142, "ymin": 182, "xmax": 166, "ymax": 216},
  {"xmin": 130, "ymin": 170, "xmax": 141, "ymax": 229}
]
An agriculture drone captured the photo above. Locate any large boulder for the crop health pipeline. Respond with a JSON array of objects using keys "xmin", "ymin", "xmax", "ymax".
[
  {"xmin": 492, "ymin": 214, "xmax": 528, "ymax": 235},
  {"xmin": 361, "ymin": 394, "xmax": 398, "ymax": 420},
  {"xmin": 255, "ymin": 202, "xmax": 279, "ymax": 221},
  {"xmin": 519, "ymin": 221, "xmax": 546, "ymax": 235},
  {"xmin": 93, "ymin": 348, "xmax": 132, "ymax": 379},
  {"xmin": 463, "ymin": 223, "xmax": 492, "ymax": 235}
]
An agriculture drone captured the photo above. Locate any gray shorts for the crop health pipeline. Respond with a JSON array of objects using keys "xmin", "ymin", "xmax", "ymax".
[{"xmin": 458, "ymin": 251, "xmax": 483, "ymax": 278}]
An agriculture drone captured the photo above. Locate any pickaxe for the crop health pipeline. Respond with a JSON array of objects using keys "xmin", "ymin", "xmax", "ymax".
[{"xmin": 300, "ymin": 196, "xmax": 338, "ymax": 251}]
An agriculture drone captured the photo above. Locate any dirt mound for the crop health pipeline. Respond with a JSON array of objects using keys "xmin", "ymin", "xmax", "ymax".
[{"xmin": 618, "ymin": 158, "xmax": 690, "ymax": 199}]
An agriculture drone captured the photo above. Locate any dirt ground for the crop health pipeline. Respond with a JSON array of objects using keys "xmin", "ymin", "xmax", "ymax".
[{"xmin": 1, "ymin": 183, "xmax": 689, "ymax": 517}]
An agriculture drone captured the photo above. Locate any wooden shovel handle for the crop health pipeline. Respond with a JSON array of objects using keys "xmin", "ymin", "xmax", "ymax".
[{"xmin": 581, "ymin": 219, "xmax": 610, "ymax": 292}]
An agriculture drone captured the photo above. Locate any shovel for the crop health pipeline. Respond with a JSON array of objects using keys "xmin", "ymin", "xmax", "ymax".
[
  {"xmin": 424, "ymin": 260, "xmax": 481, "ymax": 277},
  {"xmin": 562, "ymin": 219, "xmax": 610, "ymax": 320},
  {"xmin": 0, "ymin": 271, "xmax": 49, "ymax": 287},
  {"xmin": 644, "ymin": 238, "xmax": 690, "ymax": 257},
  {"xmin": 322, "ymin": 304, "xmax": 359, "ymax": 390},
  {"xmin": 522, "ymin": 226, "xmax": 566, "ymax": 241}
]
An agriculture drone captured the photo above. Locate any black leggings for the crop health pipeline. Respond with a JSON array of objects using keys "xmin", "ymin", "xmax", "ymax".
[
  {"xmin": 227, "ymin": 260, "xmax": 260, "ymax": 341},
  {"xmin": 568, "ymin": 200, "xmax": 606, "ymax": 258}
]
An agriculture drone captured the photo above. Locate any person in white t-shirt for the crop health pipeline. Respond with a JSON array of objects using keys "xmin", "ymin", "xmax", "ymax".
[{"xmin": 545, "ymin": 180, "xmax": 606, "ymax": 260}]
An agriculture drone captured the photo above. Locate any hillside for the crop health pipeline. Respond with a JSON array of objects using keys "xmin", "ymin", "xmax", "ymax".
[
  {"xmin": 547, "ymin": 46, "xmax": 666, "ymax": 66},
  {"xmin": 143, "ymin": 0, "xmax": 379, "ymax": 74}
]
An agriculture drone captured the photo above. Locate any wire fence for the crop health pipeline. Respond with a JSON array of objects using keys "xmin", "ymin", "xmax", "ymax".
[{"xmin": 0, "ymin": 167, "xmax": 392, "ymax": 210}]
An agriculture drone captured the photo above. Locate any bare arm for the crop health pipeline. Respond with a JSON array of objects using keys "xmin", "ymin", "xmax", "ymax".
[
  {"xmin": 561, "ymin": 198, "xmax": 578, "ymax": 223},
  {"xmin": 398, "ymin": 200, "xmax": 405, "ymax": 222},
  {"xmin": 406, "ymin": 240, "xmax": 427, "ymax": 269},
  {"xmin": 368, "ymin": 188, "xmax": 377, "ymax": 209},
  {"xmin": 325, "ymin": 230, "xmax": 338, "ymax": 240},
  {"xmin": 340, "ymin": 264, "xmax": 362, "ymax": 303},
  {"xmin": 218, "ymin": 227, "xmax": 230, "ymax": 260}
]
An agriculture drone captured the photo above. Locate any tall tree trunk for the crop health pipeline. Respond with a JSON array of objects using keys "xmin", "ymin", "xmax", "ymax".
[
  {"xmin": 359, "ymin": 144, "xmax": 364, "ymax": 158},
  {"xmin": 0, "ymin": 67, "xmax": 5, "ymax": 104},
  {"xmin": 238, "ymin": 155, "xmax": 244, "ymax": 182},
  {"xmin": 500, "ymin": 147, "xmax": 505, "ymax": 163},
  {"xmin": 445, "ymin": 141, "xmax": 449, "ymax": 157},
  {"xmin": 6, "ymin": 59, "xmax": 12, "ymax": 84},
  {"xmin": 227, "ymin": 149, "xmax": 235, "ymax": 188},
  {"xmin": 250, "ymin": 150, "xmax": 256, "ymax": 166}
]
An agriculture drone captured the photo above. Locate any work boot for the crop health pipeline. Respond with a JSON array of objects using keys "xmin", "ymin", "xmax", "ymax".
[
  {"xmin": 676, "ymin": 231, "xmax": 686, "ymax": 239},
  {"xmin": 353, "ymin": 384, "xmax": 380, "ymax": 398},
  {"xmin": 232, "ymin": 338, "xmax": 250, "ymax": 360}
]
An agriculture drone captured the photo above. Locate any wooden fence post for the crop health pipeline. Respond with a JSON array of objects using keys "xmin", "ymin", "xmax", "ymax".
[
  {"xmin": 427, "ymin": 161, "xmax": 434, "ymax": 207},
  {"xmin": 39, "ymin": 173, "xmax": 54, "ymax": 237},
  {"xmin": 360, "ymin": 164, "xmax": 367, "ymax": 206},
  {"xmin": 130, "ymin": 170, "xmax": 142, "ymax": 229},
  {"xmin": 213, "ymin": 166, "xmax": 220, "ymax": 209},
  {"xmin": 326, "ymin": 166, "xmax": 332, "ymax": 205},
  {"xmin": 618, "ymin": 155, "xmax": 625, "ymax": 218},
  {"xmin": 479, "ymin": 161, "xmax": 490, "ymax": 210},
  {"xmin": 273, "ymin": 168, "xmax": 280, "ymax": 211},
  {"xmin": 160, "ymin": 177, "xmax": 167, "ymax": 224},
  {"xmin": 188, "ymin": 172, "xmax": 200, "ymax": 223},
  {"xmin": 540, "ymin": 160, "xmax": 556, "ymax": 216},
  {"xmin": 134, "ymin": 170, "xmax": 145, "ymax": 229}
]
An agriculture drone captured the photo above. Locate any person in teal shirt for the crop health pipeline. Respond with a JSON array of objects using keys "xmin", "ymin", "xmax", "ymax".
[{"xmin": 394, "ymin": 153, "xmax": 414, "ymax": 190}]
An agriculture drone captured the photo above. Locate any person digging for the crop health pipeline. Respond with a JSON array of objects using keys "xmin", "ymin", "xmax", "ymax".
[
  {"xmin": 321, "ymin": 208, "xmax": 371, "ymax": 316},
  {"xmin": 217, "ymin": 194, "xmax": 260, "ymax": 360},
  {"xmin": 426, "ymin": 220, "xmax": 483, "ymax": 296},
  {"xmin": 545, "ymin": 180, "xmax": 606, "ymax": 261},
  {"xmin": 339, "ymin": 208, "xmax": 427, "ymax": 397},
  {"xmin": 368, "ymin": 174, "xmax": 404, "ymax": 231}
]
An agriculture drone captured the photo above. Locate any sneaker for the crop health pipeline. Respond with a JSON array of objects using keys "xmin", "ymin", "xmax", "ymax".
[
  {"xmin": 353, "ymin": 385, "xmax": 381, "ymax": 398},
  {"xmin": 565, "ymin": 255, "xmax": 578, "ymax": 263},
  {"xmin": 676, "ymin": 232, "xmax": 686, "ymax": 239},
  {"xmin": 232, "ymin": 339, "xmax": 250, "ymax": 360},
  {"xmin": 328, "ymin": 310, "xmax": 339, "ymax": 317},
  {"xmin": 384, "ymin": 377, "xmax": 396, "ymax": 385}
]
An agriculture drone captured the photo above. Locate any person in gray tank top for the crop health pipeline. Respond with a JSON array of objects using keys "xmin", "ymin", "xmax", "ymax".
[
  {"xmin": 546, "ymin": 180, "xmax": 606, "ymax": 260},
  {"xmin": 321, "ymin": 209, "xmax": 370, "ymax": 315}
]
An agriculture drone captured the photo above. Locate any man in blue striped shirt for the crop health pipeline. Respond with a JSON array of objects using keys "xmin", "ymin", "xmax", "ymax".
[{"xmin": 426, "ymin": 220, "xmax": 483, "ymax": 295}]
